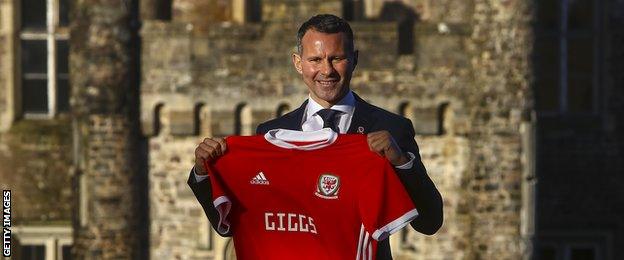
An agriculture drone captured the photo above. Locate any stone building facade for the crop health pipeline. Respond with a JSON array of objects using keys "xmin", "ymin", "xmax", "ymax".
[
  {"xmin": 0, "ymin": 0, "xmax": 622, "ymax": 259},
  {"xmin": 141, "ymin": 0, "xmax": 533, "ymax": 259}
]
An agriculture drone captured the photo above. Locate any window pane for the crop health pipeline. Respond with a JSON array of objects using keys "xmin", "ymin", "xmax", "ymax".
[
  {"xmin": 62, "ymin": 245, "xmax": 73, "ymax": 260},
  {"xmin": 59, "ymin": 0, "xmax": 70, "ymax": 26},
  {"xmin": 568, "ymin": 38, "xmax": 593, "ymax": 75},
  {"xmin": 538, "ymin": 246, "xmax": 557, "ymax": 260},
  {"xmin": 568, "ymin": 75, "xmax": 593, "ymax": 112},
  {"xmin": 21, "ymin": 0, "xmax": 47, "ymax": 29},
  {"xmin": 22, "ymin": 79, "xmax": 49, "ymax": 113},
  {"xmin": 57, "ymin": 40, "xmax": 69, "ymax": 74},
  {"xmin": 571, "ymin": 247, "xmax": 596, "ymax": 260},
  {"xmin": 21, "ymin": 40, "xmax": 47, "ymax": 73},
  {"xmin": 57, "ymin": 77, "xmax": 70, "ymax": 112},
  {"xmin": 536, "ymin": 0, "xmax": 559, "ymax": 32},
  {"xmin": 535, "ymin": 76, "xmax": 560, "ymax": 111},
  {"xmin": 21, "ymin": 245, "xmax": 46, "ymax": 260},
  {"xmin": 534, "ymin": 36, "xmax": 559, "ymax": 75},
  {"xmin": 533, "ymin": 36, "xmax": 560, "ymax": 111},
  {"xmin": 569, "ymin": 0, "xmax": 593, "ymax": 32}
]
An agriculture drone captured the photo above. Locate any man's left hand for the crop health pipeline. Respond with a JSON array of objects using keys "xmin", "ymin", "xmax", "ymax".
[{"xmin": 367, "ymin": 131, "xmax": 409, "ymax": 166}]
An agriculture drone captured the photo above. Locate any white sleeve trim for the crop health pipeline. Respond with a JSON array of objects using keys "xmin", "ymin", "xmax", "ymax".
[
  {"xmin": 371, "ymin": 208, "xmax": 419, "ymax": 241},
  {"xmin": 213, "ymin": 195, "xmax": 232, "ymax": 235},
  {"xmin": 395, "ymin": 152, "xmax": 416, "ymax": 170},
  {"xmin": 193, "ymin": 167, "xmax": 209, "ymax": 182}
]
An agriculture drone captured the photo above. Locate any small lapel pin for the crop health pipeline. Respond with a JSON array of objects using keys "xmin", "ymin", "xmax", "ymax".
[{"xmin": 357, "ymin": 126, "xmax": 365, "ymax": 134}]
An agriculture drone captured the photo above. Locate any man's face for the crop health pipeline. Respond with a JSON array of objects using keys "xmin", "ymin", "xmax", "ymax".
[{"xmin": 292, "ymin": 30, "xmax": 358, "ymax": 108}]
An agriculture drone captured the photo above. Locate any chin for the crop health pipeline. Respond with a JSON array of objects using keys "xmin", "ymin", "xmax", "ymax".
[{"xmin": 319, "ymin": 93, "xmax": 342, "ymax": 104}]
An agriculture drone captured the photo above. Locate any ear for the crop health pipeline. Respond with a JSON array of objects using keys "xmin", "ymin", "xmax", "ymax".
[
  {"xmin": 292, "ymin": 53, "xmax": 303, "ymax": 74},
  {"xmin": 352, "ymin": 50, "xmax": 359, "ymax": 69}
]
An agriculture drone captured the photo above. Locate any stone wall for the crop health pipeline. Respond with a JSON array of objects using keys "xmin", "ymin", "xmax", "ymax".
[
  {"xmin": 69, "ymin": 0, "xmax": 144, "ymax": 258},
  {"xmin": 466, "ymin": 0, "xmax": 533, "ymax": 258},
  {"xmin": 173, "ymin": 0, "xmax": 233, "ymax": 30},
  {"xmin": 1, "ymin": 0, "xmax": 622, "ymax": 259},
  {"xmin": 0, "ymin": 0, "xmax": 14, "ymax": 130},
  {"xmin": 0, "ymin": 0, "xmax": 5, "ymax": 120},
  {"xmin": 141, "ymin": 0, "xmax": 532, "ymax": 258},
  {"xmin": 0, "ymin": 119, "xmax": 74, "ymax": 225}
]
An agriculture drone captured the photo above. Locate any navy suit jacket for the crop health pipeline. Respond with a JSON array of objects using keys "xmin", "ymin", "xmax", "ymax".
[{"xmin": 188, "ymin": 93, "xmax": 443, "ymax": 259}]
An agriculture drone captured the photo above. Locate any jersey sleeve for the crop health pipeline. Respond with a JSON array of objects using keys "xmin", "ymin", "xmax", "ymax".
[
  {"xmin": 358, "ymin": 159, "xmax": 418, "ymax": 241},
  {"xmin": 205, "ymin": 158, "xmax": 232, "ymax": 235}
]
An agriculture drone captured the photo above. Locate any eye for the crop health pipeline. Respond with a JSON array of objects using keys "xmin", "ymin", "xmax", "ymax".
[
  {"xmin": 308, "ymin": 57, "xmax": 321, "ymax": 62},
  {"xmin": 332, "ymin": 57, "xmax": 346, "ymax": 62}
]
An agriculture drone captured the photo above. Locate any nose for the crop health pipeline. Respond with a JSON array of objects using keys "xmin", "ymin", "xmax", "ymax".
[{"xmin": 320, "ymin": 59, "xmax": 336, "ymax": 76}]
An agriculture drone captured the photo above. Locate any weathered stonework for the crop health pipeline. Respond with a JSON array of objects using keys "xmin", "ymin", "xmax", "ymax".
[
  {"xmin": 69, "ymin": 0, "xmax": 143, "ymax": 259},
  {"xmin": 1, "ymin": 0, "xmax": 622, "ymax": 259},
  {"xmin": 464, "ymin": 0, "xmax": 534, "ymax": 258},
  {"xmin": 0, "ymin": 119, "xmax": 74, "ymax": 225},
  {"xmin": 141, "ymin": 0, "xmax": 532, "ymax": 258},
  {"xmin": 0, "ymin": 0, "xmax": 16, "ymax": 131}
]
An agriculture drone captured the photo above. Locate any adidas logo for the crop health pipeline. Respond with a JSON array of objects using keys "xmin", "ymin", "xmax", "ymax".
[{"xmin": 250, "ymin": 171, "xmax": 269, "ymax": 185}]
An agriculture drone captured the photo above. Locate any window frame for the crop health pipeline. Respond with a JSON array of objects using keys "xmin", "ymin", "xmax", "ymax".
[
  {"xmin": 17, "ymin": 0, "xmax": 69, "ymax": 119},
  {"xmin": 534, "ymin": 0, "xmax": 604, "ymax": 117},
  {"xmin": 12, "ymin": 225, "xmax": 73, "ymax": 260},
  {"xmin": 536, "ymin": 230, "xmax": 613, "ymax": 260}
]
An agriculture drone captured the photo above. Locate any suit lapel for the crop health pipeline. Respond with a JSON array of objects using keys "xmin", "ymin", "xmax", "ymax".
[
  {"xmin": 347, "ymin": 93, "xmax": 372, "ymax": 134},
  {"xmin": 288, "ymin": 99, "xmax": 308, "ymax": 131}
]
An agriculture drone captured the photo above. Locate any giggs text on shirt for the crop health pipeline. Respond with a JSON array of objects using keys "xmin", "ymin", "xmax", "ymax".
[{"xmin": 264, "ymin": 212, "xmax": 317, "ymax": 234}]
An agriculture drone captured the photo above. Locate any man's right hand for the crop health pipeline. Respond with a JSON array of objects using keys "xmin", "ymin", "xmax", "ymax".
[{"xmin": 194, "ymin": 137, "xmax": 227, "ymax": 175}]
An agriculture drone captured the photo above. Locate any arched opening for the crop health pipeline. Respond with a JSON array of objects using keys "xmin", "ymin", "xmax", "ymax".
[
  {"xmin": 235, "ymin": 103, "xmax": 253, "ymax": 136},
  {"xmin": 378, "ymin": 2, "xmax": 419, "ymax": 54},
  {"xmin": 343, "ymin": 0, "xmax": 365, "ymax": 21},
  {"xmin": 156, "ymin": 0, "xmax": 172, "ymax": 20},
  {"xmin": 276, "ymin": 103, "xmax": 291, "ymax": 117},
  {"xmin": 246, "ymin": 0, "xmax": 262, "ymax": 22},
  {"xmin": 437, "ymin": 102, "xmax": 450, "ymax": 135},
  {"xmin": 194, "ymin": 102, "xmax": 205, "ymax": 136},
  {"xmin": 398, "ymin": 101, "xmax": 414, "ymax": 121},
  {"xmin": 153, "ymin": 103, "xmax": 165, "ymax": 136}
]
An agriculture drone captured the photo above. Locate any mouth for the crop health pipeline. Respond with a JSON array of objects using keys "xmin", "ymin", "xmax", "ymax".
[{"xmin": 315, "ymin": 79, "xmax": 339, "ymax": 88}]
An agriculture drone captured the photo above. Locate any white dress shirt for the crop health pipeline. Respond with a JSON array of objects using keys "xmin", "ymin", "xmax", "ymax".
[
  {"xmin": 194, "ymin": 90, "xmax": 415, "ymax": 182},
  {"xmin": 301, "ymin": 91, "xmax": 355, "ymax": 134}
]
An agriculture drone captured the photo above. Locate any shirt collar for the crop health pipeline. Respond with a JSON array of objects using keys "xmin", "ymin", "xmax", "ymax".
[{"xmin": 305, "ymin": 90, "xmax": 355, "ymax": 120}]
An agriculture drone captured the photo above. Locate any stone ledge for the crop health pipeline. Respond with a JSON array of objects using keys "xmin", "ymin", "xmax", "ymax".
[{"xmin": 140, "ymin": 93, "xmax": 452, "ymax": 137}]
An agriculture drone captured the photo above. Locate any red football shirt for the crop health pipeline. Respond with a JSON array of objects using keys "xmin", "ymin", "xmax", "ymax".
[{"xmin": 206, "ymin": 128, "xmax": 417, "ymax": 260}]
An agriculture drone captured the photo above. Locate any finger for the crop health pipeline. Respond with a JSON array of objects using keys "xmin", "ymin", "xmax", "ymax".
[
  {"xmin": 367, "ymin": 133, "xmax": 383, "ymax": 150},
  {"xmin": 204, "ymin": 140, "xmax": 220, "ymax": 151},
  {"xmin": 198, "ymin": 143, "xmax": 214, "ymax": 154},
  {"xmin": 368, "ymin": 136, "xmax": 388, "ymax": 151},
  {"xmin": 216, "ymin": 138, "xmax": 227, "ymax": 156},
  {"xmin": 368, "ymin": 140, "xmax": 387, "ymax": 157},
  {"xmin": 195, "ymin": 148, "xmax": 211, "ymax": 161},
  {"xmin": 202, "ymin": 138, "xmax": 219, "ymax": 147}
]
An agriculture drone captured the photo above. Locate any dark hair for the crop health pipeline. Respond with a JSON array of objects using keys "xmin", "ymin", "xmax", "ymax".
[{"xmin": 296, "ymin": 14, "xmax": 355, "ymax": 53}]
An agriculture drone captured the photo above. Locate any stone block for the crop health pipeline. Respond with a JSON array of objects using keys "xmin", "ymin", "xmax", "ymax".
[
  {"xmin": 172, "ymin": 0, "xmax": 232, "ymax": 27},
  {"xmin": 211, "ymin": 110, "xmax": 235, "ymax": 137},
  {"xmin": 262, "ymin": 0, "xmax": 342, "ymax": 23},
  {"xmin": 169, "ymin": 110, "xmax": 195, "ymax": 136},
  {"xmin": 410, "ymin": 107, "xmax": 440, "ymax": 135}
]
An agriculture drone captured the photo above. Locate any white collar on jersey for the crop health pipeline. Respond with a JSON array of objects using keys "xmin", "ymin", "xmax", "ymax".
[{"xmin": 264, "ymin": 128, "xmax": 338, "ymax": 150}]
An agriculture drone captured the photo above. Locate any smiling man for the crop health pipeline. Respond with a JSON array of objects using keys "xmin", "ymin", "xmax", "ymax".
[{"xmin": 189, "ymin": 14, "xmax": 443, "ymax": 259}]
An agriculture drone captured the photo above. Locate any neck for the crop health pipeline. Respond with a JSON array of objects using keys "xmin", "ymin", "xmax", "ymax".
[{"xmin": 311, "ymin": 90, "xmax": 349, "ymax": 108}]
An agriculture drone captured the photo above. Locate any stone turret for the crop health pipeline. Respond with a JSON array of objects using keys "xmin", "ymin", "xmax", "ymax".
[{"xmin": 70, "ymin": 0, "xmax": 144, "ymax": 258}]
